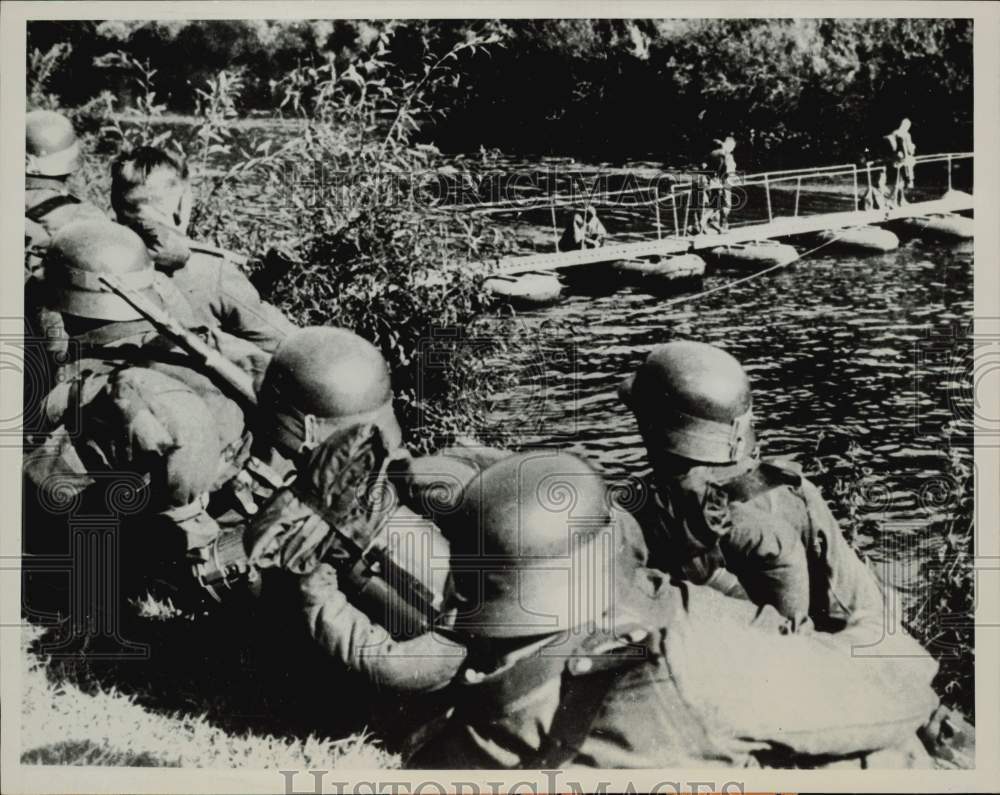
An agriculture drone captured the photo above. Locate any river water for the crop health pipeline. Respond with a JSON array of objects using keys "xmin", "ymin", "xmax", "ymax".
[
  {"xmin": 218, "ymin": 142, "xmax": 975, "ymax": 584},
  {"xmin": 468, "ymin": 157, "xmax": 974, "ymax": 584}
]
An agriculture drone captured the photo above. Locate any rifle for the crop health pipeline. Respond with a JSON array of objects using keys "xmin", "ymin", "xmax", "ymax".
[
  {"xmin": 191, "ymin": 422, "xmax": 447, "ymax": 639},
  {"xmin": 98, "ymin": 274, "xmax": 259, "ymax": 409}
]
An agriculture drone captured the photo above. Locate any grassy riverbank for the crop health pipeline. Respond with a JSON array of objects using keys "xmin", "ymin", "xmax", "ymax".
[{"xmin": 21, "ymin": 624, "xmax": 399, "ymax": 768}]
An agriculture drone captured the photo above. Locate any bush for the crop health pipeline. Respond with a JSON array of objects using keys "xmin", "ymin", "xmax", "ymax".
[
  {"xmin": 56, "ymin": 33, "xmax": 521, "ymax": 453},
  {"xmin": 24, "ymin": 30, "xmax": 527, "ymax": 766}
]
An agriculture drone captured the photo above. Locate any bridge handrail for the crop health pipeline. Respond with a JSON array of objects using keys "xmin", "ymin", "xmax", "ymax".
[{"xmin": 447, "ymin": 152, "xmax": 972, "ymax": 238}]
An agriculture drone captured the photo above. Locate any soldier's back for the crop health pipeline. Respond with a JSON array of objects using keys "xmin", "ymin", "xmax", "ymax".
[
  {"xmin": 409, "ymin": 567, "xmax": 938, "ymax": 769},
  {"xmin": 169, "ymin": 241, "xmax": 295, "ymax": 352}
]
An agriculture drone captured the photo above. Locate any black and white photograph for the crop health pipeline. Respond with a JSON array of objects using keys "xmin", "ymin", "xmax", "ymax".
[{"xmin": 2, "ymin": 3, "xmax": 998, "ymax": 792}]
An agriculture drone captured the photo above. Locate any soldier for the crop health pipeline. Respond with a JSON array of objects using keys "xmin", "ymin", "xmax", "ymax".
[
  {"xmin": 406, "ymin": 450, "xmax": 947, "ymax": 769},
  {"xmin": 557, "ymin": 205, "xmax": 606, "ymax": 252},
  {"xmin": 111, "ymin": 146, "xmax": 296, "ymax": 352},
  {"xmin": 582, "ymin": 204, "xmax": 607, "ymax": 247},
  {"xmin": 179, "ymin": 326, "xmax": 469, "ymax": 690},
  {"xmin": 25, "ymin": 110, "xmax": 106, "ymax": 277},
  {"xmin": 619, "ymin": 340, "xmax": 888, "ymax": 630},
  {"xmin": 23, "ymin": 221, "xmax": 253, "ymax": 595},
  {"xmin": 886, "ymin": 118, "xmax": 917, "ymax": 206},
  {"xmin": 557, "ymin": 210, "xmax": 586, "ymax": 252},
  {"xmin": 692, "ymin": 162, "xmax": 719, "ymax": 234},
  {"xmin": 708, "ymin": 136, "xmax": 737, "ymax": 231}
]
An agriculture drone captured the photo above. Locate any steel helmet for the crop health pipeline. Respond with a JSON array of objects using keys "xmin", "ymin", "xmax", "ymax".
[
  {"xmin": 449, "ymin": 451, "xmax": 618, "ymax": 639},
  {"xmin": 26, "ymin": 110, "xmax": 81, "ymax": 177},
  {"xmin": 41, "ymin": 221, "xmax": 157, "ymax": 322},
  {"xmin": 259, "ymin": 326, "xmax": 402, "ymax": 456},
  {"xmin": 619, "ymin": 340, "xmax": 756, "ymax": 465}
]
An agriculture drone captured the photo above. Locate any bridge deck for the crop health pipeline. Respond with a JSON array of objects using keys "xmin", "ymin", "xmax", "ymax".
[{"xmin": 481, "ymin": 190, "xmax": 972, "ymax": 276}]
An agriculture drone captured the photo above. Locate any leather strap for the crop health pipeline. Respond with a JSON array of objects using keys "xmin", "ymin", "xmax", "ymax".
[
  {"xmin": 72, "ymin": 320, "xmax": 160, "ymax": 349},
  {"xmin": 26, "ymin": 193, "xmax": 80, "ymax": 223}
]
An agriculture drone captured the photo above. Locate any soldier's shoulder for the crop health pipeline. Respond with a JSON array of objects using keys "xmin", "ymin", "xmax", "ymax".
[
  {"xmin": 758, "ymin": 456, "xmax": 806, "ymax": 488},
  {"xmin": 759, "ymin": 458, "xmax": 837, "ymax": 516}
]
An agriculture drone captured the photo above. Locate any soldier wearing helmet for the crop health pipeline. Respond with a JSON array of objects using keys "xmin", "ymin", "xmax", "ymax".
[
  {"xmin": 110, "ymin": 146, "xmax": 296, "ymax": 352},
  {"xmin": 407, "ymin": 450, "xmax": 945, "ymax": 769},
  {"xmin": 620, "ymin": 340, "xmax": 887, "ymax": 631},
  {"xmin": 246, "ymin": 327, "xmax": 649, "ymax": 690},
  {"xmin": 25, "ymin": 110, "xmax": 106, "ymax": 277},
  {"xmin": 24, "ymin": 221, "xmax": 257, "ymax": 571},
  {"xmin": 180, "ymin": 326, "xmax": 480, "ymax": 690},
  {"xmin": 707, "ymin": 135, "xmax": 737, "ymax": 231}
]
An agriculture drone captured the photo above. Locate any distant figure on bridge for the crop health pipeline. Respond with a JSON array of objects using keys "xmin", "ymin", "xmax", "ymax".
[
  {"xmin": 558, "ymin": 204, "xmax": 607, "ymax": 251},
  {"xmin": 692, "ymin": 162, "xmax": 720, "ymax": 234},
  {"xmin": 583, "ymin": 205, "xmax": 607, "ymax": 245},
  {"xmin": 861, "ymin": 168, "xmax": 895, "ymax": 212},
  {"xmin": 885, "ymin": 118, "xmax": 916, "ymax": 205},
  {"xmin": 708, "ymin": 135, "xmax": 737, "ymax": 231}
]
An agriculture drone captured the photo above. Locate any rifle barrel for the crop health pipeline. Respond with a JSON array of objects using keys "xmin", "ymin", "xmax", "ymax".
[{"xmin": 98, "ymin": 274, "xmax": 259, "ymax": 407}]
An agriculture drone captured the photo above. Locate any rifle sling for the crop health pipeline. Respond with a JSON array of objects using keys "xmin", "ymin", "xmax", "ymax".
[{"xmin": 26, "ymin": 193, "xmax": 81, "ymax": 223}]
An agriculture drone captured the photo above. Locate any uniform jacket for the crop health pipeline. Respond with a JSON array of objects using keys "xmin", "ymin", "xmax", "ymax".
[
  {"xmin": 635, "ymin": 458, "xmax": 886, "ymax": 632},
  {"xmin": 25, "ymin": 181, "xmax": 106, "ymax": 276},
  {"xmin": 24, "ymin": 276, "xmax": 254, "ymax": 538},
  {"xmin": 299, "ymin": 446, "xmax": 649, "ymax": 693},
  {"xmin": 408, "ymin": 567, "xmax": 938, "ymax": 769},
  {"xmin": 125, "ymin": 216, "xmax": 296, "ymax": 353}
]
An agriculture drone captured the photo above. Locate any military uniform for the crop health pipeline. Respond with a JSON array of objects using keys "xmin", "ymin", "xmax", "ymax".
[
  {"xmin": 25, "ymin": 314, "xmax": 253, "ymax": 550},
  {"xmin": 408, "ymin": 566, "xmax": 938, "ymax": 769},
  {"xmin": 707, "ymin": 139, "xmax": 737, "ymax": 228},
  {"xmin": 24, "ymin": 223, "xmax": 257, "ymax": 574},
  {"xmin": 283, "ymin": 446, "xmax": 502, "ymax": 691},
  {"xmin": 26, "ymin": 180, "xmax": 107, "ymax": 276},
  {"xmin": 634, "ymin": 456, "xmax": 885, "ymax": 631},
  {"xmin": 279, "ymin": 440, "xmax": 645, "ymax": 693},
  {"xmin": 124, "ymin": 216, "xmax": 295, "ymax": 353},
  {"xmin": 24, "ymin": 111, "xmax": 106, "ymax": 277}
]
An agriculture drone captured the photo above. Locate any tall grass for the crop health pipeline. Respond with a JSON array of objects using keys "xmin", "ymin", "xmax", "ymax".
[
  {"xmin": 21, "ymin": 623, "xmax": 398, "ymax": 767},
  {"xmin": 42, "ymin": 34, "xmax": 522, "ymax": 453}
]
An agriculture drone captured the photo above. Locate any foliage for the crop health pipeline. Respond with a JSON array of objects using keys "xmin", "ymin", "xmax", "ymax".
[
  {"xmin": 28, "ymin": 19, "xmax": 972, "ymax": 165},
  {"xmin": 26, "ymin": 42, "xmax": 72, "ymax": 110},
  {"xmin": 903, "ymin": 443, "xmax": 974, "ymax": 718},
  {"xmin": 32, "ymin": 26, "xmax": 519, "ymax": 452},
  {"xmin": 231, "ymin": 32, "xmax": 516, "ymax": 453}
]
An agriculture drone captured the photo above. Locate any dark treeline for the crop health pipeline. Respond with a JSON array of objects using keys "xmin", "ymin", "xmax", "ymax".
[{"xmin": 29, "ymin": 18, "xmax": 972, "ymax": 166}]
